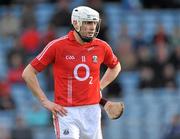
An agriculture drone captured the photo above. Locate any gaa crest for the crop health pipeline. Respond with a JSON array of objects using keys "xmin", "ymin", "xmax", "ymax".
[{"xmin": 92, "ymin": 55, "xmax": 98, "ymax": 63}]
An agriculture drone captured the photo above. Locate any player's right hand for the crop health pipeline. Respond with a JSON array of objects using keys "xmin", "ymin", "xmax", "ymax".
[{"xmin": 41, "ymin": 99, "xmax": 68, "ymax": 117}]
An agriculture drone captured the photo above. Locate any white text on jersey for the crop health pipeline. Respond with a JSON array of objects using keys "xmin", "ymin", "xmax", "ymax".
[{"xmin": 66, "ymin": 55, "xmax": 75, "ymax": 60}]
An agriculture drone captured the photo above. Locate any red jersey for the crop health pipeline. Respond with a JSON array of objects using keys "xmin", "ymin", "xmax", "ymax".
[{"xmin": 31, "ymin": 31, "xmax": 119, "ymax": 106}]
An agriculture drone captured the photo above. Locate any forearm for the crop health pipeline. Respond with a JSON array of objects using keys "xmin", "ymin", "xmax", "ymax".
[
  {"xmin": 22, "ymin": 65, "xmax": 48, "ymax": 103},
  {"xmin": 100, "ymin": 62, "xmax": 121, "ymax": 90},
  {"xmin": 22, "ymin": 65, "xmax": 68, "ymax": 116}
]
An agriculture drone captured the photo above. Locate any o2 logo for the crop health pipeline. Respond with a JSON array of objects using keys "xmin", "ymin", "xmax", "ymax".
[{"xmin": 73, "ymin": 64, "xmax": 93, "ymax": 84}]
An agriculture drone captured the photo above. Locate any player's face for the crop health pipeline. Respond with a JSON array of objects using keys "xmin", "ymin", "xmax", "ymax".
[{"xmin": 79, "ymin": 21, "xmax": 98, "ymax": 38}]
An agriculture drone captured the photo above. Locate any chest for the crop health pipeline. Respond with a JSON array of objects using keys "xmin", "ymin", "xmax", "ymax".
[{"xmin": 55, "ymin": 45, "xmax": 104, "ymax": 72}]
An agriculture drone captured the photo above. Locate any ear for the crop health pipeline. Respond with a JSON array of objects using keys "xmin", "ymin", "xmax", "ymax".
[
  {"xmin": 73, "ymin": 20, "xmax": 80, "ymax": 32},
  {"xmin": 73, "ymin": 20, "xmax": 77, "ymax": 25}
]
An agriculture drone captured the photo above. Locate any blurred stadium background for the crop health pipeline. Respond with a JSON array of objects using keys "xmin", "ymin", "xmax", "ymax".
[{"xmin": 0, "ymin": 0, "xmax": 180, "ymax": 139}]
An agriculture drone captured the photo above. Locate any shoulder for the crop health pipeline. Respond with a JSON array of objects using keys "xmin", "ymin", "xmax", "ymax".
[
  {"xmin": 94, "ymin": 38, "xmax": 111, "ymax": 49},
  {"xmin": 51, "ymin": 35, "xmax": 69, "ymax": 45},
  {"xmin": 45, "ymin": 35, "xmax": 68, "ymax": 50},
  {"xmin": 94, "ymin": 38, "xmax": 110, "ymax": 46}
]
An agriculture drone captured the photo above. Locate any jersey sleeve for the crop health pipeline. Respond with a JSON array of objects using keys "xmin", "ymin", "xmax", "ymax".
[
  {"xmin": 103, "ymin": 42, "xmax": 119, "ymax": 68},
  {"xmin": 30, "ymin": 41, "xmax": 56, "ymax": 72}
]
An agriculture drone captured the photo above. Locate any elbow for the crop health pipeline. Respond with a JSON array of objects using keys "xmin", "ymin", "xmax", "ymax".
[
  {"xmin": 22, "ymin": 68, "xmax": 28, "ymax": 81},
  {"xmin": 22, "ymin": 64, "xmax": 36, "ymax": 81},
  {"xmin": 119, "ymin": 62, "xmax": 121, "ymax": 72},
  {"xmin": 117, "ymin": 62, "xmax": 121, "ymax": 73}
]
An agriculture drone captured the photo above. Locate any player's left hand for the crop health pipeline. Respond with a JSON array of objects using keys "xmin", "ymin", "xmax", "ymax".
[{"xmin": 104, "ymin": 101, "xmax": 124, "ymax": 120}]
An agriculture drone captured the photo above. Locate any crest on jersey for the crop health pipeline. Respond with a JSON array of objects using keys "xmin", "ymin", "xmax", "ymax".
[{"xmin": 92, "ymin": 55, "xmax": 98, "ymax": 63}]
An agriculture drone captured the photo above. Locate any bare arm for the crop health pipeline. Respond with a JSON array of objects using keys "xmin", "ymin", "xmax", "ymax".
[
  {"xmin": 99, "ymin": 63, "xmax": 124, "ymax": 119},
  {"xmin": 22, "ymin": 64, "xmax": 47, "ymax": 102},
  {"xmin": 100, "ymin": 62, "xmax": 121, "ymax": 90},
  {"xmin": 22, "ymin": 64, "xmax": 67, "ymax": 116}
]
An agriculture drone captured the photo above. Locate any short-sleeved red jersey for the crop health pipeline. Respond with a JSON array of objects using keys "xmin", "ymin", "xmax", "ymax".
[{"xmin": 31, "ymin": 31, "xmax": 119, "ymax": 106}]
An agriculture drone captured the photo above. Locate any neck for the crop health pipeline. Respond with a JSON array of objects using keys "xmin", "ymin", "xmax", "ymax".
[{"xmin": 73, "ymin": 31, "xmax": 85, "ymax": 45}]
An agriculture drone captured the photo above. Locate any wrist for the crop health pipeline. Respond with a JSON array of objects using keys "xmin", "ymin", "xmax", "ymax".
[
  {"xmin": 40, "ymin": 97, "xmax": 48, "ymax": 104},
  {"xmin": 99, "ymin": 98, "xmax": 108, "ymax": 107}
]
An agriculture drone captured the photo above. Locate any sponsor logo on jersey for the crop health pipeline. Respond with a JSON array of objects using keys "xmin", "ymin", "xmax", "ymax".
[
  {"xmin": 92, "ymin": 55, "xmax": 98, "ymax": 63},
  {"xmin": 66, "ymin": 55, "xmax": 75, "ymax": 60},
  {"xmin": 87, "ymin": 47, "xmax": 94, "ymax": 51}
]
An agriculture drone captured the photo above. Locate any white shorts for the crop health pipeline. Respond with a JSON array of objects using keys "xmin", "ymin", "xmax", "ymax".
[{"xmin": 53, "ymin": 104, "xmax": 102, "ymax": 139}]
